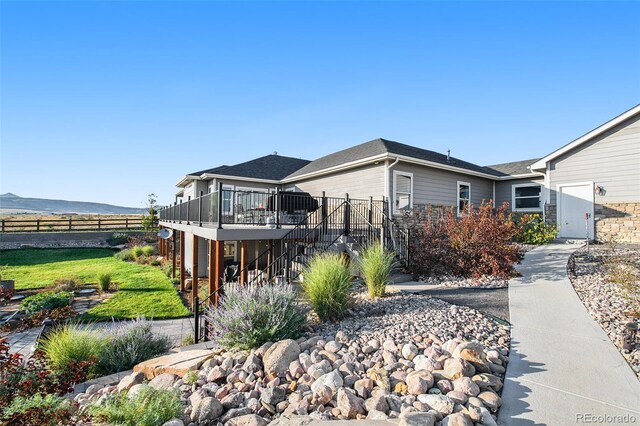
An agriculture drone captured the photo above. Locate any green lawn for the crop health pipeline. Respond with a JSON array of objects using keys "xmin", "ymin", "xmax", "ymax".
[{"xmin": 0, "ymin": 248, "xmax": 189, "ymax": 320}]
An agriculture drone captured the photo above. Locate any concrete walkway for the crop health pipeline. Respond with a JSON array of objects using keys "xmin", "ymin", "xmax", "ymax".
[{"xmin": 499, "ymin": 243, "xmax": 640, "ymax": 425}]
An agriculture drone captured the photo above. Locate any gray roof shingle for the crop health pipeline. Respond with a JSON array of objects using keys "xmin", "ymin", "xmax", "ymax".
[
  {"xmin": 285, "ymin": 138, "xmax": 504, "ymax": 179},
  {"xmin": 485, "ymin": 158, "xmax": 540, "ymax": 176},
  {"xmin": 189, "ymin": 154, "xmax": 310, "ymax": 181}
]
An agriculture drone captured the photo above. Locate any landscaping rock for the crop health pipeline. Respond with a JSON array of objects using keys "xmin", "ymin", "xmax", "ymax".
[
  {"xmin": 161, "ymin": 419, "xmax": 184, "ymax": 426},
  {"xmin": 117, "ymin": 371, "xmax": 145, "ymax": 392},
  {"xmin": 263, "ymin": 340, "xmax": 301, "ymax": 376},
  {"xmin": 416, "ymin": 394, "xmax": 455, "ymax": 416},
  {"xmin": 442, "ymin": 412, "xmax": 473, "ymax": 426},
  {"xmin": 149, "ymin": 373, "xmax": 179, "ymax": 390},
  {"xmin": 134, "ymin": 350, "xmax": 213, "ymax": 380},
  {"xmin": 406, "ymin": 370, "xmax": 434, "ymax": 395},
  {"xmin": 261, "ymin": 387, "xmax": 286, "ymax": 405},
  {"xmin": 310, "ymin": 370, "xmax": 343, "ymax": 393},
  {"xmin": 399, "ymin": 411, "xmax": 437, "ymax": 426},
  {"xmin": 336, "ymin": 387, "xmax": 366, "ymax": 418},
  {"xmin": 190, "ymin": 396, "xmax": 223, "ymax": 423},
  {"xmin": 225, "ymin": 414, "xmax": 269, "ymax": 426}
]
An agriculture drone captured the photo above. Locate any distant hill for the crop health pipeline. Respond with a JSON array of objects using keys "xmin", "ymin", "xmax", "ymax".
[{"xmin": 0, "ymin": 193, "xmax": 146, "ymax": 215}]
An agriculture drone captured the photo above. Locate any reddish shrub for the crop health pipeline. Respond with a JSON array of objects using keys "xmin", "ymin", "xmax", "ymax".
[
  {"xmin": 407, "ymin": 201, "xmax": 519, "ymax": 279},
  {"xmin": 1, "ymin": 306, "xmax": 77, "ymax": 333},
  {"xmin": 0, "ymin": 337, "xmax": 94, "ymax": 408},
  {"xmin": 0, "ymin": 287, "xmax": 14, "ymax": 302}
]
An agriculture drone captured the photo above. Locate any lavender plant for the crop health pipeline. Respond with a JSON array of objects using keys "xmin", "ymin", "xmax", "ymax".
[
  {"xmin": 207, "ymin": 282, "xmax": 306, "ymax": 350},
  {"xmin": 98, "ymin": 317, "xmax": 172, "ymax": 374}
]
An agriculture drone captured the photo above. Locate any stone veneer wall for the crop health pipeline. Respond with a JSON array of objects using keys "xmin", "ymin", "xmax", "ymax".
[{"xmin": 594, "ymin": 202, "xmax": 640, "ymax": 244}]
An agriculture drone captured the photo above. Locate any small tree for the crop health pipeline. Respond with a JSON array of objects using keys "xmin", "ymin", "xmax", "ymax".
[{"xmin": 141, "ymin": 193, "xmax": 158, "ymax": 232}]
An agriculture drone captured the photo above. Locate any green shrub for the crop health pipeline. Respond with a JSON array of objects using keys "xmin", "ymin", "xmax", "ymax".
[
  {"xmin": 52, "ymin": 277, "xmax": 80, "ymax": 292},
  {"xmin": 141, "ymin": 245, "xmax": 155, "ymax": 257},
  {"xmin": 89, "ymin": 384, "xmax": 182, "ymax": 426},
  {"xmin": 1, "ymin": 394, "xmax": 74, "ymax": 426},
  {"xmin": 97, "ymin": 273, "xmax": 112, "ymax": 291},
  {"xmin": 513, "ymin": 213, "xmax": 557, "ymax": 245},
  {"xmin": 605, "ymin": 257, "xmax": 640, "ymax": 316},
  {"xmin": 40, "ymin": 324, "xmax": 105, "ymax": 378},
  {"xmin": 21, "ymin": 291, "xmax": 72, "ymax": 315},
  {"xmin": 302, "ymin": 252, "xmax": 352, "ymax": 322},
  {"xmin": 162, "ymin": 263, "xmax": 173, "ymax": 277},
  {"xmin": 108, "ymin": 232, "xmax": 130, "ymax": 246},
  {"xmin": 183, "ymin": 370, "xmax": 198, "ymax": 385},
  {"xmin": 359, "ymin": 244, "xmax": 395, "ymax": 298},
  {"xmin": 98, "ymin": 317, "xmax": 172, "ymax": 375},
  {"xmin": 208, "ymin": 282, "xmax": 306, "ymax": 350},
  {"xmin": 181, "ymin": 334, "xmax": 195, "ymax": 346},
  {"xmin": 114, "ymin": 248, "xmax": 134, "ymax": 262},
  {"xmin": 131, "ymin": 246, "xmax": 144, "ymax": 259},
  {"xmin": 150, "ymin": 259, "xmax": 161, "ymax": 266}
]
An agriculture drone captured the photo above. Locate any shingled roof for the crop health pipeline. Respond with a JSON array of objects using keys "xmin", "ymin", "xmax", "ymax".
[
  {"xmin": 189, "ymin": 154, "xmax": 310, "ymax": 181},
  {"xmin": 285, "ymin": 138, "xmax": 503, "ymax": 179},
  {"xmin": 485, "ymin": 158, "xmax": 540, "ymax": 176}
]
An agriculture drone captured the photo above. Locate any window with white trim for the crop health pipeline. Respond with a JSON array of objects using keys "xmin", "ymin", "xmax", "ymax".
[
  {"xmin": 393, "ymin": 171, "xmax": 413, "ymax": 213},
  {"xmin": 457, "ymin": 181, "xmax": 470, "ymax": 216},
  {"xmin": 512, "ymin": 184, "xmax": 542, "ymax": 211}
]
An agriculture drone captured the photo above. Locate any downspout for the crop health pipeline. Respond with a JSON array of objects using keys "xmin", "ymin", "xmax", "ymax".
[
  {"xmin": 385, "ymin": 156, "xmax": 401, "ymax": 218},
  {"xmin": 529, "ymin": 165, "xmax": 548, "ymax": 223},
  {"xmin": 492, "ymin": 181, "xmax": 496, "ymax": 208}
]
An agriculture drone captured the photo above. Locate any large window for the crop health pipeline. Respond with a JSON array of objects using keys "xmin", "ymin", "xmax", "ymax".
[
  {"xmin": 393, "ymin": 171, "xmax": 413, "ymax": 213},
  {"xmin": 457, "ymin": 181, "xmax": 470, "ymax": 216},
  {"xmin": 512, "ymin": 184, "xmax": 542, "ymax": 211}
]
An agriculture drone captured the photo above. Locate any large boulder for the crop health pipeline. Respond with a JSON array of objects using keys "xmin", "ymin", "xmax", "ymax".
[
  {"xmin": 134, "ymin": 350, "xmax": 213, "ymax": 380},
  {"xmin": 148, "ymin": 373, "xmax": 178, "ymax": 390},
  {"xmin": 416, "ymin": 394, "xmax": 455, "ymax": 416},
  {"xmin": 336, "ymin": 388, "xmax": 366, "ymax": 418},
  {"xmin": 399, "ymin": 411, "xmax": 437, "ymax": 426},
  {"xmin": 406, "ymin": 370, "xmax": 434, "ymax": 395},
  {"xmin": 190, "ymin": 396, "xmax": 223, "ymax": 423},
  {"xmin": 117, "ymin": 371, "xmax": 145, "ymax": 392},
  {"xmin": 225, "ymin": 414, "xmax": 269, "ymax": 426},
  {"xmin": 443, "ymin": 357, "xmax": 475, "ymax": 380},
  {"xmin": 310, "ymin": 370, "xmax": 343, "ymax": 393},
  {"xmin": 263, "ymin": 340, "xmax": 301, "ymax": 376},
  {"xmin": 453, "ymin": 342, "xmax": 491, "ymax": 373}
]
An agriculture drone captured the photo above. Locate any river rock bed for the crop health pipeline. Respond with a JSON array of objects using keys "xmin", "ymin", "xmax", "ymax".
[
  {"xmin": 569, "ymin": 246, "xmax": 640, "ymax": 379},
  {"xmin": 416, "ymin": 275, "xmax": 509, "ymax": 289},
  {"xmin": 74, "ymin": 292, "xmax": 510, "ymax": 425}
]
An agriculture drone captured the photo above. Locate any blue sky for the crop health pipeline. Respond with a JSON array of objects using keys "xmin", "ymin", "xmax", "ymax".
[{"xmin": 1, "ymin": 1, "xmax": 639, "ymax": 207}]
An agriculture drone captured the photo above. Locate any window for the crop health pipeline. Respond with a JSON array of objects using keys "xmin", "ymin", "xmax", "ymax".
[
  {"xmin": 457, "ymin": 181, "xmax": 470, "ymax": 216},
  {"xmin": 393, "ymin": 171, "xmax": 413, "ymax": 213},
  {"xmin": 512, "ymin": 184, "xmax": 542, "ymax": 211},
  {"xmin": 224, "ymin": 242, "xmax": 237, "ymax": 260}
]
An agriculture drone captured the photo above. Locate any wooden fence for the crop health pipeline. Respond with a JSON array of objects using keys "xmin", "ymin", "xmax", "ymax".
[{"xmin": 0, "ymin": 217, "xmax": 146, "ymax": 233}]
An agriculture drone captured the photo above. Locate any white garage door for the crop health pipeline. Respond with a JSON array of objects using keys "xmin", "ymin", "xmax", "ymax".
[{"xmin": 558, "ymin": 182, "xmax": 594, "ymax": 239}]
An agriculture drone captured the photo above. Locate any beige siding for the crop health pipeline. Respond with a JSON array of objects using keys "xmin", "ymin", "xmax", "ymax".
[
  {"xmin": 387, "ymin": 161, "xmax": 494, "ymax": 209},
  {"xmin": 495, "ymin": 178, "xmax": 545, "ymax": 210},
  {"xmin": 549, "ymin": 113, "xmax": 640, "ymax": 204},
  {"xmin": 291, "ymin": 163, "xmax": 386, "ymax": 199}
]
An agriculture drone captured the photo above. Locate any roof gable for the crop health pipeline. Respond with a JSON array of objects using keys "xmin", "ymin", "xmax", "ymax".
[{"xmin": 531, "ymin": 104, "xmax": 640, "ymax": 170}]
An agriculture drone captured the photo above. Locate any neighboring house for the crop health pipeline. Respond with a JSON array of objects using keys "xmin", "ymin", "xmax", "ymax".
[{"xmin": 158, "ymin": 105, "xmax": 640, "ymax": 305}]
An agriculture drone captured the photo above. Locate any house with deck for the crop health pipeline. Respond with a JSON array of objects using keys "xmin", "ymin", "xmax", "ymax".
[{"xmin": 158, "ymin": 104, "xmax": 640, "ymax": 318}]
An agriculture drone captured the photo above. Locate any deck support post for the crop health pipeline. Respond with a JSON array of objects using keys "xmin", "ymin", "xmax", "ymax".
[
  {"xmin": 172, "ymin": 231, "xmax": 177, "ymax": 279},
  {"xmin": 192, "ymin": 235, "xmax": 199, "ymax": 307},
  {"xmin": 208, "ymin": 239, "xmax": 215, "ymax": 305},
  {"xmin": 179, "ymin": 231, "xmax": 186, "ymax": 292},
  {"xmin": 213, "ymin": 240, "xmax": 225, "ymax": 306},
  {"xmin": 239, "ymin": 241, "xmax": 248, "ymax": 285}
]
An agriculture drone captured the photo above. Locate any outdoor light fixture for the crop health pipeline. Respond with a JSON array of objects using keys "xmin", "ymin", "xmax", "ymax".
[{"xmin": 595, "ymin": 185, "xmax": 606, "ymax": 196}]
